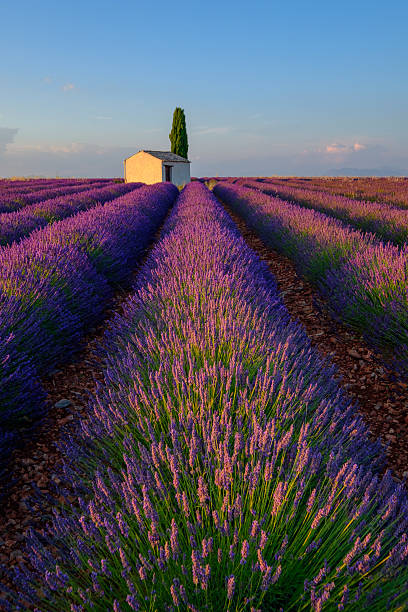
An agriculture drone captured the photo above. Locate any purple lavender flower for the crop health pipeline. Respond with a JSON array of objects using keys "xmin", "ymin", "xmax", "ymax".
[
  {"xmin": 226, "ymin": 575, "xmax": 235, "ymax": 600},
  {"xmin": 241, "ymin": 540, "xmax": 250, "ymax": 564}
]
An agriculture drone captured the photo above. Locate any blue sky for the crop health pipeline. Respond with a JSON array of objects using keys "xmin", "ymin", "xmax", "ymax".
[{"xmin": 1, "ymin": 0, "xmax": 407, "ymax": 176}]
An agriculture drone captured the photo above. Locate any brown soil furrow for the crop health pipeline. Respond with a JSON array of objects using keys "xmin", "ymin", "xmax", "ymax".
[{"xmin": 219, "ymin": 197, "xmax": 408, "ymax": 481}]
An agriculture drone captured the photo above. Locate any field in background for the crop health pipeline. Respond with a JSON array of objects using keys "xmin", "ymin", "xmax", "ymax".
[{"xmin": 1, "ymin": 177, "xmax": 407, "ymax": 611}]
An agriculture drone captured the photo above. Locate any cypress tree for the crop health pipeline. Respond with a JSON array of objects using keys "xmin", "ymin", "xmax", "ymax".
[{"xmin": 169, "ymin": 107, "xmax": 188, "ymax": 159}]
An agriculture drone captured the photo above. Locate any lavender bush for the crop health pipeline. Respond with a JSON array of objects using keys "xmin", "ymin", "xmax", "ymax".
[
  {"xmin": 8, "ymin": 183, "xmax": 407, "ymax": 611},
  {"xmin": 0, "ymin": 178, "xmax": 111, "ymax": 189},
  {"xmin": 0, "ymin": 180, "xmax": 110, "ymax": 214},
  {"xmin": 242, "ymin": 179, "xmax": 408, "ymax": 246},
  {"xmin": 0, "ymin": 183, "xmax": 178, "ymax": 500},
  {"xmin": 0, "ymin": 330, "xmax": 46, "ymax": 496},
  {"xmin": 214, "ymin": 182, "xmax": 408, "ymax": 376},
  {"xmin": 0, "ymin": 182, "xmax": 138, "ymax": 246},
  {"xmin": 258, "ymin": 177, "xmax": 408, "ymax": 209}
]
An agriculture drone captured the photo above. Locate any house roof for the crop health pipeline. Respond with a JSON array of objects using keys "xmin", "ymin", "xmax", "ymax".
[{"xmin": 124, "ymin": 150, "xmax": 190, "ymax": 163}]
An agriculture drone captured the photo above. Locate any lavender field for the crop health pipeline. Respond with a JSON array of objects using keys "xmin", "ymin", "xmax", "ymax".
[{"xmin": 1, "ymin": 178, "xmax": 408, "ymax": 611}]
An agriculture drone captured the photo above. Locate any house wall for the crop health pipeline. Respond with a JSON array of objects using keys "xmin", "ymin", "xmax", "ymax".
[
  {"xmin": 124, "ymin": 151, "xmax": 191, "ymax": 186},
  {"xmin": 163, "ymin": 162, "xmax": 191, "ymax": 187},
  {"xmin": 124, "ymin": 152, "xmax": 163, "ymax": 184}
]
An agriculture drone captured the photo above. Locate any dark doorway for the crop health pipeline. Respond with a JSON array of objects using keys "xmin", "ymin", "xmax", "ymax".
[{"xmin": 165, "ymin": 165, "xmax": 172, "ymax": 182}]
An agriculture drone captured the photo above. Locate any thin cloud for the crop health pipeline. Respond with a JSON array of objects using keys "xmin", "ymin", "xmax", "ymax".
[
  {"xmin": 11, "ymin": 142, "xmax": 88, "ymax": 154},
  {"xmin": 0, "ymin": 141, "xmax": 137, "ymax": 177},
  {"xmin": 43, "ymin": 76, "xmax": 52, "ymax": 84},
  {"xmin": 95, "ymin": 115, "xmax": 112, "ymax": 120},
  {"xmin": 325, "ymin": 142, "xmax": 348, "ymax": 154},
  {"xmin": 62, "ymin": 83, "xmax": 75, "ymax": 92},
  {"xmin": 326, "ymin": 142, "xmax": 368, "ymax": 154},
  {"xmin": 193, "ymin": 126, "xmax": 232, "ymax": 136},
  {"xmin": 0, "ymin": 127, "xmax": 18, "ymax": 155}
]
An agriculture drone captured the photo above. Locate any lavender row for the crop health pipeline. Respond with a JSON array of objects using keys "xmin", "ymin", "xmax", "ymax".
[
  {"xmin": 0, "ymin": 179, "xmax": 93, "ymax": 192},
  {"xmin": 0, "ymin": 182, "xmax": 137, "ymax": 246},
  {"xmin": 0, "ymin": 181, "xmax": 117, "ymax": 204},
  {"xmin": 240, "ymin": 179, "xmax": 408, "ymax": 246},
  {"xmin": 214, "ymin": 182, "xmax": 408, "ymax": 377},
  {"xmin": 0, "ymin": 182, "xmax": 178, "ymax": 498},
  {"xmin": 0, "ymin": 180, "xmax": 117, "ymax": 202},
  {"xmin": 204, "ymin": 177, "xmax": 408, "ymax": 210},
  {"xmin": 0, "ymin": 180, "xmax": 101, "ymax": 200},
  {"xmin": 264, "ymin": 177, "xmax": 408, "ymax": 209},
  {"xmin": 0, "ymin": 179, "xmax": 84, "ymax": 194},
  {"xmin": 9, "ymin": 183, "xmax": 408, "ymax": 611},
  {"xmin": 0, "ymin": 180, "xmax": 115, "ymax": 214},
  {"xmin": 0, "ymin": 178, "xmax": 114, "ymax": 193}
]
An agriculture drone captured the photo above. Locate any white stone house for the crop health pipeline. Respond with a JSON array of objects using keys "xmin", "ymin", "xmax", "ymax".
[{"xmin": 124, "ymin": 150, "xmax": 190, "ymax": 186}]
